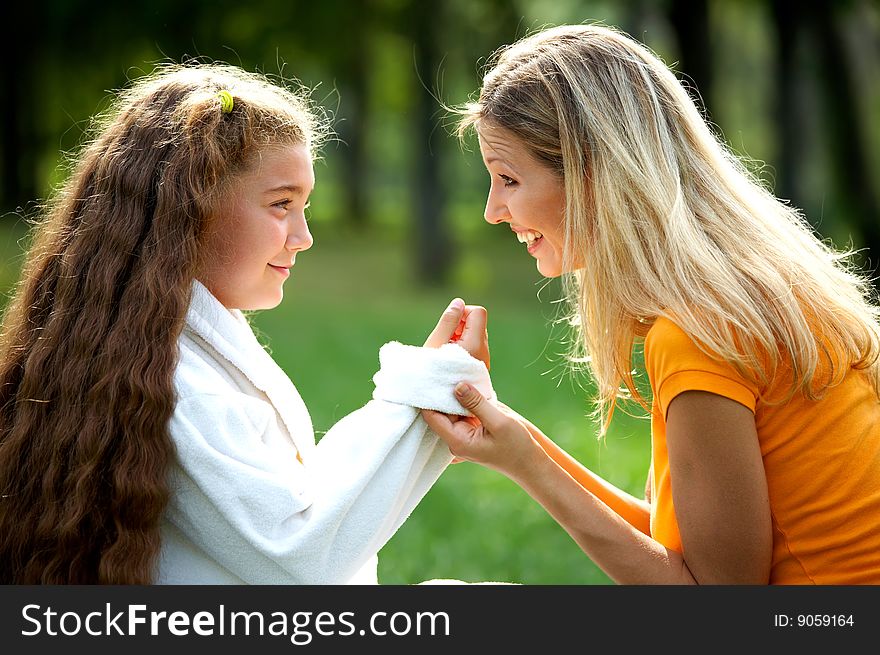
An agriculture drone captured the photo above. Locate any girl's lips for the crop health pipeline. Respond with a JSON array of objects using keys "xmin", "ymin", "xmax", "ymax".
[{"xmin": 269, "ymin": 264, "xmax": 290, "ymax": 277}]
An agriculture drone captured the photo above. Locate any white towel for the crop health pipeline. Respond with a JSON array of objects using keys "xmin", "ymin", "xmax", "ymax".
[{"xmin": 372, "ymin": 341, "xmax": 495, "ymax": 415}]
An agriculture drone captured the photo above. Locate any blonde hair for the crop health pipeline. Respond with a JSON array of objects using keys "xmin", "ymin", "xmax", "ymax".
[{"xmin": 457, "ymin": 24, "xmax": 880, "ymax": 434}]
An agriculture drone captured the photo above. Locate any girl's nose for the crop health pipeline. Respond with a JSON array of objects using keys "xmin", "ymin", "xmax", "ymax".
[{"xmin": 287, "ymin": 216, "xmax": 313, "ymax": 252}]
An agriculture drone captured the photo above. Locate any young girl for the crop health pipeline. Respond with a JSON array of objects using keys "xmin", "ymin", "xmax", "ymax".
[
  {"xmin": 0, "ymin": 64, "xmax": 493, "ymax": 584},
  {"xmin": 424, "ymin": 24, "xmax": 880, "ymax": 584}
]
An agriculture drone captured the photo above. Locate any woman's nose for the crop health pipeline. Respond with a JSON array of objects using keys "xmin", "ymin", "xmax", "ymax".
[{"xmin": 484, "ymin": 193, "xmax": 510, "ymax": 225}]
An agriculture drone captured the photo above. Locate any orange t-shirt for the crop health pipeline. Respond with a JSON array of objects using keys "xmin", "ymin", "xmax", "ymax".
[{"xmin": 644, "ymin": 316, "xmax": 880, "ymax": 584}]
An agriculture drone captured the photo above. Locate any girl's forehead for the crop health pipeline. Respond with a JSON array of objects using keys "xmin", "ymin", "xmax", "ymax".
[
  {"xmin": 242, "ymin": 143, "xmax": 312, "ymax": 174},
  {"xmin": 229, "ymin": 144, "xmax": 314, "ymax": 196}
]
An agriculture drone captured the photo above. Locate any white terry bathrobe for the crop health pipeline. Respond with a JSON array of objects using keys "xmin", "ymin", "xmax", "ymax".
[{"xmin": 156, "ymin": 281, "xmax": 494, "ymax": 584}]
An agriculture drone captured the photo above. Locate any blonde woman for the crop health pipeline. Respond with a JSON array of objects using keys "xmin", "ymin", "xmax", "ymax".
[{"xmin": 424, "ymin": 24, "xmax": 880, "ymax": 584}]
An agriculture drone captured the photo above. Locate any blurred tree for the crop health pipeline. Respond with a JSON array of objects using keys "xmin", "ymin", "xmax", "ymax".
[
  {"xmin": 3, "ymin": 0, "xmax": 878, "ymax": 294},
  {"xmin": 335, "ymin": 2, "xmax": 371, "ymax": 231},
  {"xmin": 668, "ymin": 0, "xmax": 713, "ymax": 116},
  {"xmin": 287, "ymin": 0, "xmax": 373, "ymax": 231},
  {"xmin": 405, "ymin": 0, "xmax": 522, "ymax": 285},
  {"xmin": 409, "ymin": 0, "xmax": 452, "ymax": 285},
  {"xmin": 771, "ymin": 0, "xmax": 809, "ymax": 211},
  {"xmin": 809, "ymin": 0, "xmax": 880, "ymax": 279},
  {"xmin": 1, "ymin": 2, "xmax": 42, "ymax": 214},
  {"xmin": 772, "ymin": 0, "xmax": 880, "ymax": 280}
]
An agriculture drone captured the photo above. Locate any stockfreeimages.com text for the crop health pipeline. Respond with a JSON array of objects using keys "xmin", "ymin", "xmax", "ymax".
[{"xmin": 21, "ymin": 603, "xmax": 450, "ymax": 645}]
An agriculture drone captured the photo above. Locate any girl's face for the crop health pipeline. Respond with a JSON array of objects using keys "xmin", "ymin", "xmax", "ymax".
[
  {"xmin": 477, "ymin": 123, "xmax": 567, "ymax": 278},
  {"xmin": 200, "ymin": 143, "xmax": 314, "ymax": 310}
]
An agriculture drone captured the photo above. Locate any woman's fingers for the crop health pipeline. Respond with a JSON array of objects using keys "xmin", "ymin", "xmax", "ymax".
[
  {"xmin": 425, "ymin": 394, "xmax": 536, "ymax": 476},
  {"xmin": 421, "ymin": 409, "xmax": 477, "ymax": 458},
  {"xmin": 421, "ymin": 409, "xmax": 454, "ymax": 433},
  {"xmin": 453, "ymin": 383, "xmax": 506, "ymax": 432}
]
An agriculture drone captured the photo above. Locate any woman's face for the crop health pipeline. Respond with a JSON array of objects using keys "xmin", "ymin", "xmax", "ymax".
[
  {"xmin": 199, "ymin": 143, "xmax": 314, "ymax": 310},
  {"xmin": 477, "ymin": 123, "xmax": 567, "ymax": 278}
]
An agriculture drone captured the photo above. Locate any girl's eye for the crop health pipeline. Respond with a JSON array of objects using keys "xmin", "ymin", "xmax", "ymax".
[
  {"xmin": 498, "ymin": 174, "xmax": 517, "ymax": 187},
  {"xmin": 272, "ymin": 200, "xmax": 292, "ymax": 211}
]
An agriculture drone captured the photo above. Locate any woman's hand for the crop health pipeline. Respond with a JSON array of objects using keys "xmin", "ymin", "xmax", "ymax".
[
  {"xmin": 421, "ymin": 383, "xmax": 539, "ymax": 478},
  {"xmin": 423, "ymin": 298, "xmax": 490, "ymax": 370}
]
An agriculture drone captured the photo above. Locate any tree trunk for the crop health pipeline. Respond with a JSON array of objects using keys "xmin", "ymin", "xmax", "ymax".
[
  {"xmin": 668, "ymin": 0, "xmax": 713, "ymax": 118},
  {"xmin": 338, "ymin": 0, "xmax": 370, "ymax": 230},
  {"xmin": 410, "ymin": 1, "xmax": 451, "ymax": 286},
  {"xmin": 1, "ymin": 2, "xmax": 40, "ymax": 216},
  {"xmin": 808, "ymin": 0, "xmax": 880, "ymax": 280},
  {"xmin": 770, "ymin": 0, "xmax": 809, "ymax": 212}
]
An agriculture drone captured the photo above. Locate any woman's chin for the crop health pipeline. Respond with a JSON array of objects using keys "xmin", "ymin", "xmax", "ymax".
[{"xmin": 536, "ymin": 259, "xmax": 563, "ymax": 278}]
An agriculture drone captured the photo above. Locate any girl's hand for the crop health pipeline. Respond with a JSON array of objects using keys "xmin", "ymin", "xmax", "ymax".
[
  {"xmin": 423, "ymin": 298, "xmax": 467, "ymax": 348},
  {"xmin": 453, "ymin": 305, "xmax": 490, "ymax": 370},
  {"xmin": 423, "ymin": 298, "xmax": 490, "ymax": 370},
  {"xmin": 421, "ymin": 383, "xmax": 539, "ymax": 478}
]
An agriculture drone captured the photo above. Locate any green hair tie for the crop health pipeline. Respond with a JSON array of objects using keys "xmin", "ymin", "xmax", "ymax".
[{"xmin": 217, "ymin": 90, "xmax": 234, "ymax": 114}]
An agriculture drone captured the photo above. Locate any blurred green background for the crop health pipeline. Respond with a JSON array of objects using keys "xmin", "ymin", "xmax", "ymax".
[{"xmin": 1, "ymin": 0, "xmax": 879, "ymax": 584}]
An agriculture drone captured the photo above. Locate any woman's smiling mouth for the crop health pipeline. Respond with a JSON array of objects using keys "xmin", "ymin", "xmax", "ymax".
[{"xmin": 514, "ymin": 229, "xmax": 544, "ymax": 254}]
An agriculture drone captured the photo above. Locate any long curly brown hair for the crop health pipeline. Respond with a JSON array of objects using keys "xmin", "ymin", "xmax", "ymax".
[{"xmin": 0, "ymin": 63, "xmax": 323, "ymax": 583}]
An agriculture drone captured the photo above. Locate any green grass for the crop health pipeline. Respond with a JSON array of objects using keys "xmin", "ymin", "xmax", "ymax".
[{"xmin": 0, "ymin": 219, "xmax": 651, "ymax": 584}]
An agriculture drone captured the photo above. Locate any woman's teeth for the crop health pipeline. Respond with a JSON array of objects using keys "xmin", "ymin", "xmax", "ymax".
[{"xmin": 516, "ymin": 230, "xmax": 543, "ymax": 247}]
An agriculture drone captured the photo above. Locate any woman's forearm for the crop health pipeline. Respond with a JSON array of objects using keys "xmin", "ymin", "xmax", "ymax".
[
  {"xmin": 508, "ymin": 444, "xmax": 696, "ymax": 584},
  {"xmin": 528, "ymin": 428, "xmax": 651, "ymax": 535}
]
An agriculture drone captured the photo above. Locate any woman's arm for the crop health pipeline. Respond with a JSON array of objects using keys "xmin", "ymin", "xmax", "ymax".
[
  {"xmin": 423, "ymin": 385, "xmax": 771, "ymax": 584},
  {"xmin": 514, "ymin": 415, "xmax": 650, "ymax": 535},
  {"xmin": 664, "ymin": 390, "xmax": 772, "ymax": 583}
]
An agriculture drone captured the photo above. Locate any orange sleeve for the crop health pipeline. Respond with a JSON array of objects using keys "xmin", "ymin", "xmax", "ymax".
[{"xmin": 645, "ymin": 317, "xmax": 759, "ymax": 418}]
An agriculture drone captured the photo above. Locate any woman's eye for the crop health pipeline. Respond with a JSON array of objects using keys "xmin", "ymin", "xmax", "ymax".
[
  {"xmin": 499, "ymin": 174, "xmax": 517, "ymax": 187},
  {"xmin": 272, "ymin": 200, "xmax": 292, "ymax": 210}
]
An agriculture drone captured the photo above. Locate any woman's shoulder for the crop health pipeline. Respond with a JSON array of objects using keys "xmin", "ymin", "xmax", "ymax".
[
  {"xmin": 645, "ymin": 315, "xmax": 746, "ymax": 362},
  {"xmin": 644, "ymin": 315, "xmax": 762, "ymax": 414},
  {"xmin": 643, "ymin": 314, "xmax": 748, "ymax": 379},
  {"xmin": 644, "ymin": 315, "xmax": 696, "ymax": 355}
]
